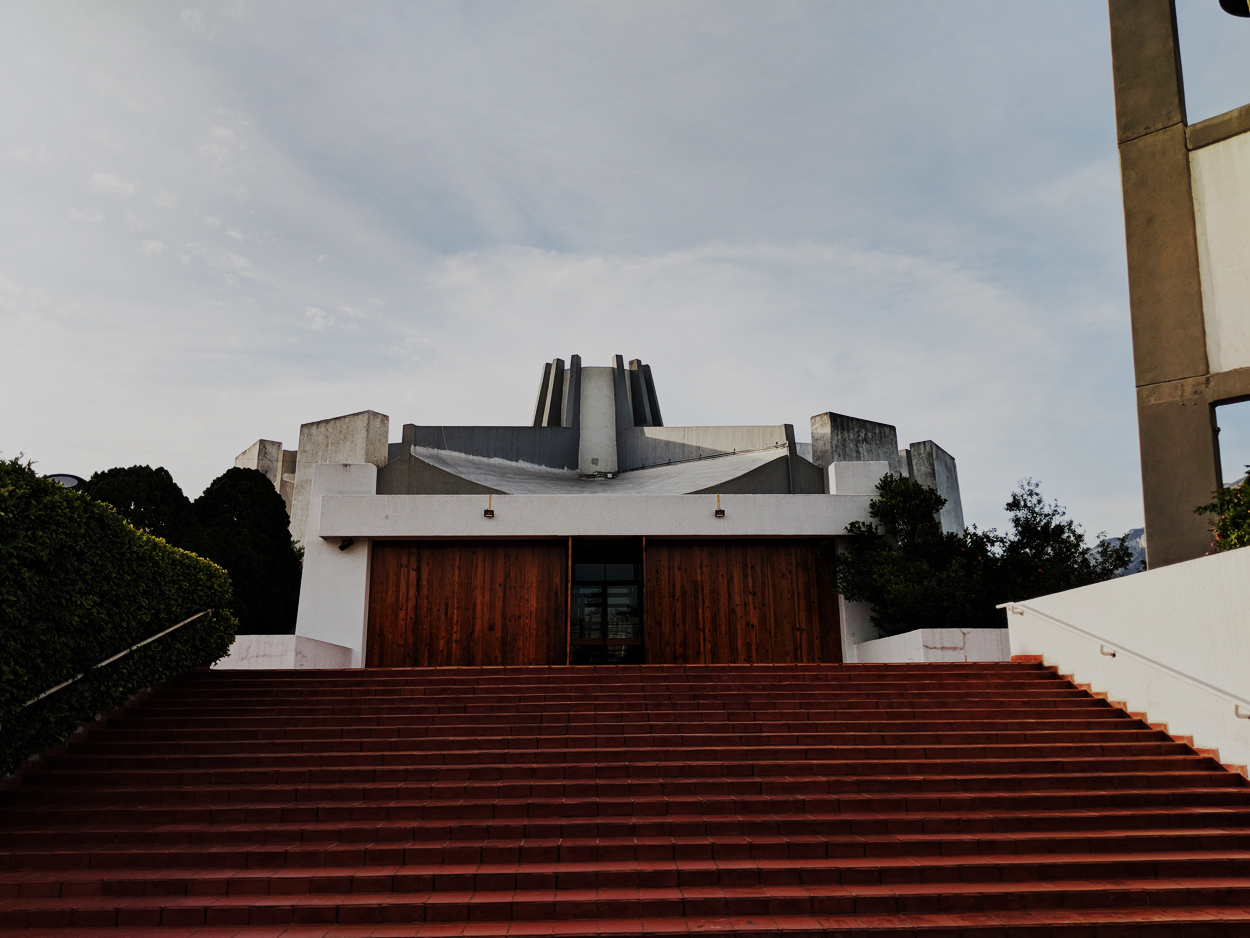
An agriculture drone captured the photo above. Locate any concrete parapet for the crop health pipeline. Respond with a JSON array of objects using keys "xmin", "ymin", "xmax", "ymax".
[
  {"xmin": 618, "ymin": 425, "xmax": 792, "ymax": 472},
  {"xmin": 810, "ymin": 413, "xmax": 902, "ymax": 475},
  {"xmin": 856, "ymin": 628, "xmax": 1010, "ymax": 663},
  {"xmin": 211, "ymin": 634, "xmax": 353, "ymax": 669},
  {"xmin": 289, "ymin": 411, "xmax": 388, "ymax": 546}
]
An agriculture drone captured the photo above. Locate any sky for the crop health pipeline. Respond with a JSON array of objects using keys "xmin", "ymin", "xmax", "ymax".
[{"xmin": 2, "ymin": 1, "xmax": 1249, "ymax": 538}]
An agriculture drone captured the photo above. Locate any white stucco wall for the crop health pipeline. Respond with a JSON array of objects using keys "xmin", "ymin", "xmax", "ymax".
[
  {"xmin": 855, "ymin": 628, "xmax": 1010, "ymax": 663},
  {"xmin": 1008, "ymin": 547, "xmax": 1250, "ymax": 769},
  {"xmin": 293, "ymin": 463, "xmax": 378, "ymax": 667},
  {"xmin": 317, "ymin": 491, "xmax": 872, "ymax": 539},
  {"xmin": 1191, "ymin": 131, "xmax": 1250, "ymax": 375}
]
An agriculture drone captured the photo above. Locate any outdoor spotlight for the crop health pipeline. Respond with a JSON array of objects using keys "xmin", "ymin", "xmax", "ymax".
[
  {"xmin": 484, "ymin": 495, "xmax": 495, "ymax": 518},
  {"xmin": 714, "ymin": 494, "xmax": 725, "ymax": 518},
  {"xmin": 1220, "ymin": 0, "xmax": 1250, "ymax": 17},
  {"xmin": 338, "ymin": 538, "xmax": 355, "ymax": 551}
]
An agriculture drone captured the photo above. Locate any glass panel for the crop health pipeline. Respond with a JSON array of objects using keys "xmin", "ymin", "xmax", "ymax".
[
  {"xmin": 605, "ymin": 563, "xmax": 635, "ymax": 581},
  {"xmin": 574, "ymin": 563, "xmax": 605, "ymax": 581},
  {"xmin": 605, "ymin": 585, "xmax": 640, "ymax": 643},
  {"xmin": 571, "ymin": 584, "xmax": 604, "ymax": 641}
]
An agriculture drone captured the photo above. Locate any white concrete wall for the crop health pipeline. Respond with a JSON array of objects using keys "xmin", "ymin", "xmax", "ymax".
[
  {"xmin": 826, "ymin": 461, "xmax": 889, "ymax": 496},
  {"xmin": 855, "ymin": 628, "xmax": 1010, "ymax": 663},
  {"xmin": 578, "ymin": 367, "xmax": 618, "ymax": 475},
  {"xmin": 318, "ymin": 491, "xmax": 872, "ymax": 539},
  {"xmin": 290, "ymin": 411, "xmax": 388, "ymax": 546},
  {"xmin": 294, "ymin": 463, "xmax": 378, "ymax": 667},
  {"xmin": 213, "ymin": 634, "xmax": 353, "ymax": 669},
  {"xmin": 1009, "ymin": 547, "xmax": 1250, "ymax": 769},
  {"xmin": 1191, "ymin": 130, "xmax": 1250, "ymax": 374}
]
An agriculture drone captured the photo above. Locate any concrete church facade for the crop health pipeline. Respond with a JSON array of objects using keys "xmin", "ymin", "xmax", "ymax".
[{"xmin": 232, "ymin": 354, "xmax": 964, "ymax": 669}]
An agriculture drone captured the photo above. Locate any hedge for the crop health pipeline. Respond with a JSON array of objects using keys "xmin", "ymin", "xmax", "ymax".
[{"xmin": 0, "ymin": 458, "xmax": 238, "ymax": 777}]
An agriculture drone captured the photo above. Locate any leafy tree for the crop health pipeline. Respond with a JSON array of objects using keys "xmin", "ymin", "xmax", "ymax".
[
  {"xmin": 194, "ymin": 468, "xmax": 303, "ymax": 635},
  {"xmin": 830, "ymin": 475, "xmax": 1133, "ymax": 638},
  {"xmin": 1194, "ymin": 468, "xmax": 1250, "ymax": 553},
  {"xmin": 81, "ymin": 465, "xmax": 302, "ymax": 634},
  {"xmin": 81, "ymin": 465, "xmax": 204, "ymax": 552}
]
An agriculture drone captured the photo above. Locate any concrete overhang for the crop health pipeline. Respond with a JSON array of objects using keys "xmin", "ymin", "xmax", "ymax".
[{"xmin": 316, "ymin": 493, "xmax": 873, "ymax": 540}]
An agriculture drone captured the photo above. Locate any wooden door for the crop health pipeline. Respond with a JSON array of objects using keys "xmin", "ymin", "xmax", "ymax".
[
  {"xmin": 366, "ymin": 540, "xmax": 568, "ymax": 667},
  {"xmin": 643, "ymin": 539, "xmax": 840, "ymax": 664}
]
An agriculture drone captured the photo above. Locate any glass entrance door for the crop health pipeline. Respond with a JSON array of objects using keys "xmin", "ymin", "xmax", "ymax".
[{"xmin": 570, "ymin": 550, "xmax": 644, "ymax": 665}]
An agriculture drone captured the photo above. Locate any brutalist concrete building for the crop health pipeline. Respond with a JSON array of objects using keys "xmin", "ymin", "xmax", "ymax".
[{"xmin": 235, "ymin": 355, "xmax": 962, "ymax": 668}]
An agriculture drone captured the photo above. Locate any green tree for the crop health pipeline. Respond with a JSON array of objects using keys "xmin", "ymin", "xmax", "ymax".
[
  {"xmin": 830, "ymin": 475, "xmax": 1132, "ymax": 638},
  {"xmin": 81, "ymin": 465, "xmax": 204, "ymax": 552},
  {"xmin": 1195, "ymin": 468, "xmax": 1250, "ymax": 553},
  {"xmin": 194, "ymin": 468, "xmax": 303, "ymax": 635},
  {"xmin": 81, "ymin": 464, "xmax": 302, "ymax": 634}
]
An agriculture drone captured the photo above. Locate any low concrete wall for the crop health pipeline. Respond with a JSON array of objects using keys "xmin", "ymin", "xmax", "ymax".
[
  {"xmin": 213, "ymin": 634, "xmax": 353, "ymax": 669},
  {"xmin": 855, "ymin": 628, "xmax": 1010, "ymax": 663},
  {"xmin": 1008, "ymin": 547, "xmax": 1250, "ymax": 771}
]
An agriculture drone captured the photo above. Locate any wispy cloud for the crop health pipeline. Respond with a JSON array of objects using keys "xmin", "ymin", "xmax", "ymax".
[
  {"xmin": 139, "ymin": 239, "xmax": 167, "ymax": 255},
  {"xmin": 90, "ymin": 172, "xmax": 135, "ymax": 196}
]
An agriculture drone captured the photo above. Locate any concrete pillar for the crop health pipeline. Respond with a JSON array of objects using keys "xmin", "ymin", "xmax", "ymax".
[
  {"xmin": 578, "ymin": 366, "xmax": 618, "ymax": 476},
  {"xmin": 907, "ymin": 440, "xmax": 965, "ymax": 534},
  {"xmin": 810, "ymin": 412, "xmax": 902, "ymax": 476},
  {"xmin": 289, "ymin": 411, "xmax": 389, "ymax": 546},
  {"xmin": 293, "ymin": 462, "xmax": 377, "ymax": 668}
]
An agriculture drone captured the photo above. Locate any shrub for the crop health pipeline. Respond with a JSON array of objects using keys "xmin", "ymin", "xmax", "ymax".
[
  {"xmin": 830, "ymin": 475, "xmax": 1132, "ymax": 638},
  {"xmin": 1195, "ymin": 468, "xmax": 1250, "ymax": 553},
  {"xmin": 0, "ymin": 458, "xmax": 237, "ymax": 777}
]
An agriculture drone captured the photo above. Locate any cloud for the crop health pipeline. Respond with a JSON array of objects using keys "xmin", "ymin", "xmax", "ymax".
[
  {"xmin": 226, "ymin": 227, "xmax": 243, "ymax": 240},
  {"xmin": 139, "ymin": 239, "xmax": 167, "ymax": 255},
  {"xmin": 205, "ymin": 216, "xmax": 222, "ymax": 227},
  {"xmin": 125, "ymin": 212, "xmax": 145, "ymax": 232},
  {"xmin": 90, "ymin": 172, "xmax": 135, "ymax": 196},
  {"xmin": 304, "ymin": 306, "xmax": 334, "ymax": 330},
  {"xmin": 4, "ymin": 145, "xmax": 50, "ymax": 164},
  {"xmin": 216, "ymin": 252, "xmax": 250, "ymax": 268},
  {"xmin": 67, "ymin": 208, "xmax": 104, "ymax": 223},
  {"xmin": 152, "ymin": 190, "xmax": 177, "ymax": 208}
]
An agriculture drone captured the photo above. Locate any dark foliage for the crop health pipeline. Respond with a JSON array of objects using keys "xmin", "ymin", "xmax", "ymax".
[
  {"xmin": 82, "ymin": 464, "xmax": 302, "ymax": 634},
  {"xmin": 828, "ymin": 475, "xmax": 1133, "ymax": 638},
  {"xmin": 81, "ymin": 465, "xmax": 204, "ymax": 552},
  {"xmin": 194, "ymin": 468, "xmax": 303, "ymax": 635},
  {"xmin": 1, "ymin": 458, "xmax": 237, "ymax": 777},
  {"xmin": 1195, "ymin": 467, "xmax": 1250, "ymax": 553}
]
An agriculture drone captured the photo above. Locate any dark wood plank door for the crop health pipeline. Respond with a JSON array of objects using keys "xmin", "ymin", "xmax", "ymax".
[
  {"xmin": 643, "ymin": 539, "xmax": 840, "ymax": 665},
  {"xmin": 366, "ymin": 540, "xmax": 568, "ymax": 667}
]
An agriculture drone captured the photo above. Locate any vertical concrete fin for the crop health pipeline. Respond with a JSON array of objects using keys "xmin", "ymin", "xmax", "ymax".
[
  {"xmin": 542, "ymin": 358, "xmax": 566, "ymax": 427},
  {"xmin": 899, "ymin": 449, "xmax": 914, "ymax": 479},
  {"xmin": 612, "ymin": 355, "xmax": 635, "ymax": 443},
  {"xmin": 532, "ymin": 362, "xmax": 553, "ymax": 427},
  {"xmin": 783, "ymin": 424, "xmax": 797, "ymax": 494},
  {"xmin": 641, "ymin": 364, "xmax": 663, "ymax": 427},
  {"xmin": 628, "ymin": 359, "xmax": 654, "ymax": 426},
  {"xmin": 562, "ymin": 354, "xmax": 582, "ymax": 429}
]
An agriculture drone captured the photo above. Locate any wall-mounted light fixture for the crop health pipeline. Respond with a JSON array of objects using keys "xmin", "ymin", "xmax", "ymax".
[
  {"xmin": 714, "ymin": 494, "xmax": 725, "ymax": 518},
  {"xmin": 484, "ymin": 494, "xmax": 495, "ymax": 519},
  {"xmin": 338, "ymin": 538, "xmax": 355, "ymax": 552}
]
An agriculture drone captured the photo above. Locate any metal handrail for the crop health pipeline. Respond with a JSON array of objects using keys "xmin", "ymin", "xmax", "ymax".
[
  {"xmin": 20, "ymin": 609, "xmax": 213, "ymax": 710},
  {"xmin": 999, "ymin": 600, "xmax": 1250, "ymax": 718}
]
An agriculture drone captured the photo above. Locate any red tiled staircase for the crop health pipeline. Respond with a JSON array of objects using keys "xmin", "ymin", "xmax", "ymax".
[{"xmin": 3, "ymin": 662, "xmax": 1250, "ymax": 935}]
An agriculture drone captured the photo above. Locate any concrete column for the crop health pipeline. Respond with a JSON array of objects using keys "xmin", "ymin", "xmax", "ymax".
[
  {"xmin": 294, "ymin": 463, "xmax": 377, "ymax": 668},
  {"xmin": 289, "ymin": 411, "xmax": 389, "ymax": 546},
  {"xmin": 810, "ymin": 412, "xmax": 902, "ymax": 476},
  {"xmin": 578, "ymin": 367, "xmax": 618, "ymax": 475},
  {"xmin": 908, "ymin": 440, "xmax": 965, "ymax": 534},
  {"xmin": 1108, "ymin": 0, "xmax": 1221, "ymax": 566}
]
